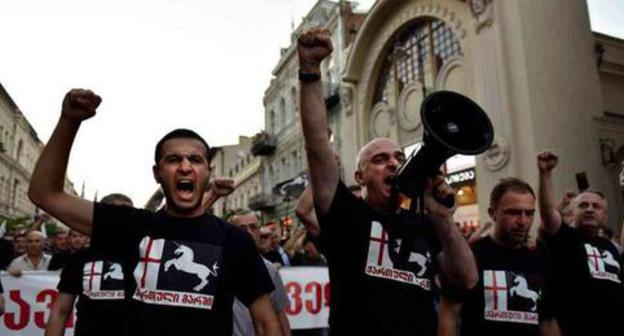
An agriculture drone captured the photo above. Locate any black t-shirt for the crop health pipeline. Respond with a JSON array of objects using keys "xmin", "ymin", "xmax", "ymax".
[
  {"xmin": 544, "ymin": 223, "xmax": 624, "ymax": 336},
  {"xmin": 0, "ymin": 239, "xmax": 14, "ymax": 270},
  {"xmin": 449, "ymin": 236, "xmax": 555, "ymax": 336},
  {"xmin": 57, "ymin": 249, "xmax": 127, "ymax": 336},
  {"xmin": 317, "ymin": 181, "xmax": 441, "ymax": 336},
  {"xmin": 91, "ymin": 203, "xmax": 274, "ymax": 336}
]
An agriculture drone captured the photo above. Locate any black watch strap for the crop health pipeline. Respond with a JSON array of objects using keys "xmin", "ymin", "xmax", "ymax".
[{"xmin": 298, "ymin": 71, "xmax": 321, "ymax": 82}]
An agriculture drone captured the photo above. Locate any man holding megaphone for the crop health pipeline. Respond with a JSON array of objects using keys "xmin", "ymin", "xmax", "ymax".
[{"xmin": 297, "ymin": 28, "xmax": 478, "ymax": 336}]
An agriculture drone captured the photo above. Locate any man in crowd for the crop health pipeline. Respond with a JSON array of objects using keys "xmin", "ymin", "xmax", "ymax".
[
  {"xmin": 47, "ymin": 229, "xmax": 69, "ymax": 255},
  {"xmin": 297, "ymin": 28, "xmax": 477, "ymax": 335},
  {"xmin": 537, "ymin": 151, "xmax": 624, "ymax": 335},
  {"xmin": 12, "ymin": 230, "xmax": 27, "ymax": 258},
  {"xmin": 49, "ymin": 229, "xmax": 89, "ymax": 270},
  {"xmin": 230, "ymin": 211, "xmax": 291, "ymax": 336},
  {"xmin": 439, "ymin": 178, "xmax": 560, "ymax": 336},
  {"xmin": 8, "ymin": 230, "xmax": 51, "ymax": 276},
  {"xmin": 46, "ymin": 193, "xmax": 134, "ymax": 336},
  {"xmin": 28, "ymin": 89, "xmax": 280, "ymax": 335}
]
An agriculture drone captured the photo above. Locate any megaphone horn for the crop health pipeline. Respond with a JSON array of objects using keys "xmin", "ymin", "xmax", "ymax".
[{"xmin": 393, "ymin": 90, "xmax": 494, "ymax": 206}]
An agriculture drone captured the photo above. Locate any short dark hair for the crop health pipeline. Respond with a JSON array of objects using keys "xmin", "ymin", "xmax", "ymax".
[
  {"xmin": 100, "ymin": 193, "xmax": 134, "ymax": 206},
  {"xmin": 490, "ymin": 177, "xmax": 535, "ymax": 209},
  {"xmin": 154, "ymin": 129, "xmax": 211, "ymax": 164}
]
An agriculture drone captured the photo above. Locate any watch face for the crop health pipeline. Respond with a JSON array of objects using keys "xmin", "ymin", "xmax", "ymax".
[{"xmin": 470, "ymin": 0, "xmax": 487, "ymax": 16}]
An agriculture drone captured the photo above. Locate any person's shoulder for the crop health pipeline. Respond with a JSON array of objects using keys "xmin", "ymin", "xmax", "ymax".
[{"xmin": 470, "ymin": 235, "xmax": 495, "ymax": 255}]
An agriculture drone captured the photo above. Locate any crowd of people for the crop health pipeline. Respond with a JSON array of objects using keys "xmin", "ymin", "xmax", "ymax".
[{"xmin": 0, "ymin": 28, "xmax": 621, "ymax": 336}]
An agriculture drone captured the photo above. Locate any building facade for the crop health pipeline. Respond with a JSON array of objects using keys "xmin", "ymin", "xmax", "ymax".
[
  {"xmin": 251, "ymin": 0, "xmax": 366, "ymax": 227},
  {"xmin": 0, "ymin": 83, "xmax": 77, "ymax": 219},
  {"xmin": 211, "ymin": 136, "xmax": 262, "ymax": 219},
  {"xmin": 339, "ymin": 0, "xmax": 624, "ymax": 231}
]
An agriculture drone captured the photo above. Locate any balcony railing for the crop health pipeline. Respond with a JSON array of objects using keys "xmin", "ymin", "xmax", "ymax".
[
  {"xmin": 251, "ymin": 132, "xmax": 277, "ymax": 156},
  {"xmin": 248, "ymin": 193, "xmax": 278, "ymax": 211}
]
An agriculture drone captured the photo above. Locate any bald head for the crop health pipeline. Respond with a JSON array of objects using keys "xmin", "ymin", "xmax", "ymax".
[{"xmin": 356, "ymin": 138, "xmax": 403, "ymax": 172}]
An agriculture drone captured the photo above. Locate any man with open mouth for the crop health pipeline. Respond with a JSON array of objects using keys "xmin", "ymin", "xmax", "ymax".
[
  {"xmin": 297, "ymin": 28, "xmax": 477, "ymax": 335},
  {"xmin": 28, "ymin": 89, "xmax": 281, "ymax": 336}
]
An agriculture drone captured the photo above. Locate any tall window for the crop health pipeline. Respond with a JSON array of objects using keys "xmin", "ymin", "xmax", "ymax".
[
  {"xmin": 269, "ymin": 110, "xmax": 276, "ymax": 134},
  {"xmin": 291, "ymin": 87, "xmax": 298, "ymax": 116},
  {"xmin": 374, "ymin": 18, "xmax": 462, "ymax": 104},
  {"xmin": 280, "ymin": 98, "xmax": 288, "ymax": 128}
]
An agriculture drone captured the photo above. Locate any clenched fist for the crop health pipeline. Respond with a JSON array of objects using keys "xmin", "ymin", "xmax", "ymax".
[
  {"xmin": 537, "ymin": 151, "xmax": 558, "ymax": 173},
  {"xmin": 297, "ymin": 28, "xmax": 333, "ymax": 73},
  {"xmin": 62, "ymin": 89, "xmax": 101, "ymax": 123},
  {"xmin": 209, "ymin": 178, "xmax": 235, "ymax": 197}
]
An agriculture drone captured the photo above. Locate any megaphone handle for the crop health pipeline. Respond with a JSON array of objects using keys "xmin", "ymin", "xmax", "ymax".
[{"xmin": 436, "ymin": 194, "xmax": 456, "ymax": 209}]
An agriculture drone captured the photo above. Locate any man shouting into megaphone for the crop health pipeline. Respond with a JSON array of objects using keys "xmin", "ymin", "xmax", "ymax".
[{"xmin": 297, "ymin": 28, "xmax": 477, "ymax": 336}]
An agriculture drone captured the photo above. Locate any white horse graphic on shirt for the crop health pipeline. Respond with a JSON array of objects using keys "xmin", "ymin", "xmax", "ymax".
[
  {"xmin": 164, "ymin": 244, "xmax": 219, "ymax": 291},
  {"xmin": 509, "ymin": 275, "xmax": 539, "ymax": 311},
  {"xmin": 602, "ymin": 250, "xmax": 621, "ymax": 271},
  {"xmin": 103, "ymin": 263, "xmax": 123, "ymax": 280}
]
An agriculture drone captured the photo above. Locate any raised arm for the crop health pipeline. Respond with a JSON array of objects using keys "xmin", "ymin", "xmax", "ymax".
[
  {"xmin": 28, "ymin": 89, "xmax": 100, "ymax": 235},
  {"xmin": 202, "ymin": 177, "xmax": 234, "ymax": 211},
  {"xmin": 297, "ymin": 28, "xmax": 339, "ymax": 215},
  {"xmin": 295, "ymin": 185, "xmax": 320, "ymax": 237},
  {"xmin": 537, "ymin": 151, "xmax": 562, "ymax": 235}
]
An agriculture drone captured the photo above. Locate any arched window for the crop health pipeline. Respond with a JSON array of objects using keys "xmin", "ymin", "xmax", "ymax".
[{"xmin": 374, "ymin": 18, "xmax": 462, "ymax": 104}]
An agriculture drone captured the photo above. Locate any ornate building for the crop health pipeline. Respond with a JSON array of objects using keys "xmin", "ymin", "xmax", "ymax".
[
  {"xmin": 211, "ymin": 136, "xmax": 261, "ymax": 219},
  {"xmin": 339, "ymin": 0, "xmax": 624, "ymax": 230},
  {"xmin": 0, "ymin": 83, "xmax": 77, "ymax": 219},
  {"xmin": 251, "ymin": 0, "xmax": 366, "ymax": 227}
]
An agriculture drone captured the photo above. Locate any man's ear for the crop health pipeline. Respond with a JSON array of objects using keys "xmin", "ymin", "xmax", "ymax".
[
  {"xmin": 354, "ymin": 170, "xmax": 364, "ymax": 186},
  {"xmin": 153, "ymin": 165, "xmax": 161, "ymax": 183},
  {"xmin": 487, "ymin": 207, "xmax": 496, "ymax": 222}
]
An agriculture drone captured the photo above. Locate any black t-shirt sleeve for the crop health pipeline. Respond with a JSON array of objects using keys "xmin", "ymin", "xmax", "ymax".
[
  {"xmin": 0, "ymin": 277, "xmax": 3, "ymax": 294},
  {"xmin": 91, "ymin": 203, "xmax": 150, "ymax": 261},
  {"xmin": 231, "ymin": 231, "xmax": 275, "ymax": 306},
  {"xmin": 57, "ymin": 252, "xmax": 85, "ymax": 295}
]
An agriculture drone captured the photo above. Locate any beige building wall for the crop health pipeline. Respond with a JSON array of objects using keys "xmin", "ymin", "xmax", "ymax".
[
  {"xmin": 0, "ymin": 83, "xmax": 77, "ymax": 219},
  {"xmin": 341, "ymin": 0, "xmax": 624, "ymax": 230},
  {"xmin": 211, "ymin": 136, "xmax": 261, "ymax": 218}
]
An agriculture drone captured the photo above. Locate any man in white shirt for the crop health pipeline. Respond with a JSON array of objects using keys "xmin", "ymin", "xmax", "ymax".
[{"xmin": 8, "ymin": 230, "xmax": 51, "ymax": 276}]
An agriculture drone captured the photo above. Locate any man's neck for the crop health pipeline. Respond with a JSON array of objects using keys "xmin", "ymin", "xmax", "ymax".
[
  {"xmin": 27, "ymin": 253, "xmax": 43, "ymax": 266},
  {"xmin": 490, "ymin": 234, "xmax": 523, "ymax": 249}
]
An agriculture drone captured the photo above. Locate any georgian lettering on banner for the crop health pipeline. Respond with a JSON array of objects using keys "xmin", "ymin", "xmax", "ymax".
[{"xmin": 1, "ymin": 271, "xmax": 76, "ymax": 336}]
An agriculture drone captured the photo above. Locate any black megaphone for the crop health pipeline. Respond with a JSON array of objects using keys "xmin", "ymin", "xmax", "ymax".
[{"xmin": 392, "ymin": 90, "xmax": 494, "ymax": 207}]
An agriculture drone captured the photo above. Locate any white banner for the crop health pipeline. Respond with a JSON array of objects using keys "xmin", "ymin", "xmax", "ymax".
[
  {"xmin": 0, "ymin": 267, "xmax": 330, "ymax": 334},
  {"xmin": 279, "ymin": 266, "xmax": 329, "ymax": 330},
  {"xmin": 0, "ymin": 271, "xmax": 75, "ymax": 336}
]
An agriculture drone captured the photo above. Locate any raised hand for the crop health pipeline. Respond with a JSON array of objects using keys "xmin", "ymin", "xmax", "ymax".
[
  {"xmin": 537, "ymin": 151, "xmax": 559, "ymax": 173},
  {"xmin": 210, "ymin": 178, "xmax": 235, "ymax": 197},
  {"xmin": 297, "ymin": 28, "xmax": 333, "ymax": 73},
  {"xmin": 61, "ymin": 89, "xmax": 101, "ymax": 123}
]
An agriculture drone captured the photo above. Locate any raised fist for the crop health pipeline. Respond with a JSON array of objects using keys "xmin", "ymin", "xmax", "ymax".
[
  {"xmin": 297, "ymin": 28, "xmax": 333, "ymax": 73},
  {"xmin": 537, "ymin": 151, "xmax": 558, "ymax": 173},
  {"xmin": 209, "ymin": 178, "xmax": 235, "ymax": 197},
  {"xmin": 62, "ymin": 89, "xmax": 101, "ymax": 122}
]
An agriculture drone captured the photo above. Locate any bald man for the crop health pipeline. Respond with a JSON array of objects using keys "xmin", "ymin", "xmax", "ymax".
[
  {"xmin": 8, "ymin": 230, "xmax": 51, "ymax": 276},
  {"xmin": 297, "ymin": 28, "xmax": 477, "ymax": 335}
]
